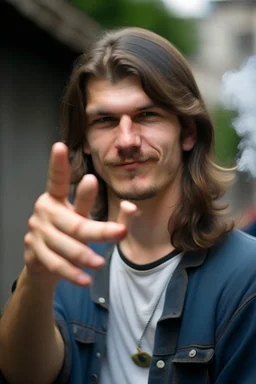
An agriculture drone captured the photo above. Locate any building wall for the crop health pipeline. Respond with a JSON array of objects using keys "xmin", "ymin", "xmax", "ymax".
[
  {"xmin": 192, "ymin": 1, "xmax": 256, "ymax": 106},
  {"xmin": 189, "ymin": 1, "xmax": 256, "ymax": 218},
  {"xmin": 0, "ymin": 3, "xmax": 78, "ymax": 308}
]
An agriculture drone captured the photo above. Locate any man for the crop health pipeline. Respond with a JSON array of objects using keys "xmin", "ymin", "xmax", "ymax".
[{"xmin": 0, "ymin": 27, "xmax": 256, "ymax": 384}]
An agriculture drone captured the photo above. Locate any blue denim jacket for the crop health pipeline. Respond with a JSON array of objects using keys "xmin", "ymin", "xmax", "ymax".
[
  {"xmin": 52, "ymin": 230, "xmax": 256, "ymax": 384},
  {"xmin": 1, "ymin": 230, "xmax": 256, "ymax": 384}
]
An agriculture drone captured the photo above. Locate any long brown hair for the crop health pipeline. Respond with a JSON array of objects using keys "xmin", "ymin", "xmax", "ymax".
[{"xmin": 61, "ymin": 27, "xmax": 234, "ymax": 251}]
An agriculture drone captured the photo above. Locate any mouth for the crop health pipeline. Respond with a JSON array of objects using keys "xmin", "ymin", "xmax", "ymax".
[
  {"xmin": 118, "ymin": 161, "xmax": 143, "ymax": 170},
  {"xmin": 106, "ymin": 157, "xmax": 154, "ymax": 170}
]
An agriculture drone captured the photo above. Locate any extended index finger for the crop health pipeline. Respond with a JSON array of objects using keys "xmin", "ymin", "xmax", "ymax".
[{"xmin": 47, "ymin": 142, "xmax": 71, "ymax": 200}]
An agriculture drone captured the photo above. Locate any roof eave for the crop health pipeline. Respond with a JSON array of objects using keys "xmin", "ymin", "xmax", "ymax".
[{"xmin": 5, "ymin": 0, "xmax": 101, "ymax": 52}]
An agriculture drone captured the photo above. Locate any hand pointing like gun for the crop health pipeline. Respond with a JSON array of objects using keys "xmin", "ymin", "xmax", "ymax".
[{"xmin": 24, "ymin": 142, "xmax": 137, "ymax": 287}]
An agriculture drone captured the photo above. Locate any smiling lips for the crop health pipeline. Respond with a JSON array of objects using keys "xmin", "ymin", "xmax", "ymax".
[
  {"xmin": 118, "ymin": 161, "xmax": 143, "ymax": 170},
  {"xmin": 106, "ymin": 156, "xmax": 155, "ymax": 170}
]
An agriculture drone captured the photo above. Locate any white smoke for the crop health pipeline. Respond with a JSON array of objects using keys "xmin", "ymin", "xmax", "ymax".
[{"xmin": 220, "ymin": 56, "xmax": 256, "ymax": 177}]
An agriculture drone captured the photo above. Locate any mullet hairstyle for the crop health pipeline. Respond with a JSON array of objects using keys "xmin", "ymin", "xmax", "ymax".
[{"xmin": 61, "ymin": 27, "xmax": 234, "ymax": 252}]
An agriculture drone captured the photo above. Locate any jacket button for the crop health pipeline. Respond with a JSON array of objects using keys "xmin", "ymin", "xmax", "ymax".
[
  {"xmin": 98, "ymin": 297, "xmax": 106, "ymax": 304},
  {"xmin": 189, "ymin": 349, "xmax": 197, "ymax": 358},
  {"xmin": 156, "ymin": 360, "xmax": 165, "ymax": 368},
  {"xmin": 91, "ymin": 374, "xmax": 98, "ymax": 382}
]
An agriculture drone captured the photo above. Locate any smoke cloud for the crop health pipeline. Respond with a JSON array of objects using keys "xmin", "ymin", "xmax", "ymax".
[{"xmin": 220, "ymin": 56, "xmax": 256, "ymax": 177}]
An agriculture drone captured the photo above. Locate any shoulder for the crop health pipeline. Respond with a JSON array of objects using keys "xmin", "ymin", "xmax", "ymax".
[
  {"xmin": 202, "ymin": 229, "xmax": 256, "ymax": 292},
  {"xmin": 220, "ymin": 227, "xmax": 256, "ymax": 248},
  {"xmin": 209, "ymin": 229, "xmax": 256, "ymax": 269},
  {"xmin": 188, "ymin": 230, "xmax": 256, "ymax": 290},
  {"xmin": 188, "ymin": 230, "xmax": 256, "ymax": 338},
  {"xmin": 207, "ymin": 229, "xmax": 256, "ymax": 315},
  {"xmin": 209, "ymin": 230, "xmax": 256, "ymax": 342},
  {"xmin": 191, "ymin": 229, "xmax": 256, "ymax": 312}
]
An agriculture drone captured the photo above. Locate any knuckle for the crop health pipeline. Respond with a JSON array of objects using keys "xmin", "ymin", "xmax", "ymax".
[
  {"xmin": 24, "ymin": 233, "xmax": 33, "ymax": 246},
  {"xmin": 34, "ymin": 193, "xmax": 50, "ymax": 214},
  {"xmin": 70, "ymin": 218, "xmax": 86, "ymax": 238},
  {"xmin": 70, "ymin": 247, "xmax": 86, "ymax": 263},
  {"xmin": 40, "ymin": 224, "xmax": 51, "ymax": 238},
  {"xmin": 48, "ymin": 260, "xmax": 62, "ymax": 274},
  {"xmin": 28, "ymin": 216, "xmax": 37, "ymax": 231}
]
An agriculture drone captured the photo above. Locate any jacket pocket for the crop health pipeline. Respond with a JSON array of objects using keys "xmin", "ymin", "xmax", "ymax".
[
  {"xmin": 70, "ymin": 322, "xmax": 96, "ymax": 344},
  {"xmin": 65, "ymin": 322, "xmax": 99, "ymax": 383},
  {"xmin": 172, "ymin": 346, "xmax": 214, "ymax": 384}
]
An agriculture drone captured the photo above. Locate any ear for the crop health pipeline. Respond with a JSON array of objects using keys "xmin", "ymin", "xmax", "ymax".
[{"xmin": 181, "ymin": 120, "xmax": 197, "ymax": 152}]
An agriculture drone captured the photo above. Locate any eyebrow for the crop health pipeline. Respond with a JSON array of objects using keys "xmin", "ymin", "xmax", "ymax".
[{"xmin": 86, "ymin": 102, "xmax": 157, "ymax": 117}]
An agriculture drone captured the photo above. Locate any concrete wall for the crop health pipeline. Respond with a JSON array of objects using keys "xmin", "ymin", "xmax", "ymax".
[
  {"xmin": 191, "ymin": 1, "xmax": 256, "ymax": 106},
  {"xmin": 189, "ymin": 1, "xmax": 256, "ymax": 216},
  {"xmin": 0, "ymin": 3, "xmax": 77, "ymax": 308}
]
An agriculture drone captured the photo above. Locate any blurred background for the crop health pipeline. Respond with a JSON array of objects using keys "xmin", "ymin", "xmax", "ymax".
[{"xmin": 1, "ymin": 0, "xmax": 256, "ymax": 308}]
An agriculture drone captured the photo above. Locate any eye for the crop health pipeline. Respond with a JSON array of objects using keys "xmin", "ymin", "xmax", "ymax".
[
  {"xmin": 94, "ymin": 116, "xmax": 118, "ymax": 124},
  {"xmin": 134, "ymin": 111, "xmax": 159, "ymax": 124},
  {"xmin": 139, "ymin": 111, "xmax": 158, "ymax": 119},
  {"xmin": 90, "ymin": 116, "xmax": 119, "ymax": 128}
]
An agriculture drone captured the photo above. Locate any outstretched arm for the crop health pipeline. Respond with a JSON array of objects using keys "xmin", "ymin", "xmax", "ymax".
[{"xmin": 0, "ymin": 143, "xmax": 129, "ymax": 384}]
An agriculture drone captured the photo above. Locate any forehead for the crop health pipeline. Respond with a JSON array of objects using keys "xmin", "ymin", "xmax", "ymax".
[{"xmin": 86, "ymin": 75, "xmax": 153, "ymax": 115}]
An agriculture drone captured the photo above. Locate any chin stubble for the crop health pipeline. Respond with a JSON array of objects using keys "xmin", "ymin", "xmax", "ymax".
[{"xmin": 113, "ymin": 186, "xmax": 158, "ymax": 201}]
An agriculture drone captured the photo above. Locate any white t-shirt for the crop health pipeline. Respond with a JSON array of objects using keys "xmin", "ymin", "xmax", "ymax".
[{"xmin": 99, "ymin": 245, "xmax": 183, "ymax": 384}]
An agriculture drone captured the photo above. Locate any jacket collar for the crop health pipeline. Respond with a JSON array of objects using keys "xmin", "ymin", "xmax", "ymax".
[
  {"xmin": 90, "ymin": 243, "xmax": 208, "ymax": 315},
  {"xmin": 90, "ymin": 243, "xmax": 114, "ymax": 309},
  {"xmin": 160, "ymin": 249, "xmax": 207, "ymax": 320}
]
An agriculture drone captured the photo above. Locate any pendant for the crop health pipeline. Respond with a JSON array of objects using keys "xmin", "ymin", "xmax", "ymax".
[{"xmin": 131, "ymin": 346, "xmax": 151, "ymax": 368}]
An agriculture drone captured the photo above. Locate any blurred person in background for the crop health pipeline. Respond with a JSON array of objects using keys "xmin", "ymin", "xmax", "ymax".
[{"xmin": 1, "ymin": 27, "xmax": 256, "ymax": 384}]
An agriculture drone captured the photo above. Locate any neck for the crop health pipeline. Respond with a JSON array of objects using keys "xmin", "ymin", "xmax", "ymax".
[{"xmin": 108, "ymin": 183, "xmax": 181, "ymax": 264}]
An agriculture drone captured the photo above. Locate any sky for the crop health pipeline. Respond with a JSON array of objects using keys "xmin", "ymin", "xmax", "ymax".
[{"xmin": 163, "ymin": 0, "xmax": 210, "ymax": 17}]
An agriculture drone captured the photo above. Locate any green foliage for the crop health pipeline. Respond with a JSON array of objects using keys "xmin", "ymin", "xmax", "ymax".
[
  {"xmin": 211, "ymin": 105, "xmax": 240, "ymax": 166},
  {"xmin": 69, "ymin": 0, "xmax": 198, "ymax": 56}
]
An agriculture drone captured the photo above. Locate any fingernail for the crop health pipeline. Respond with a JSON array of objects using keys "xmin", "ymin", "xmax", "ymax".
[
  {"xmin": 77, "ymin": 274, "xmax": 91, "ymax": 285},
  {"xmin": 108, "ymin": 223, "xmax": 126, "ymax": 231},
  {"xmin": 91, "ymin": 256, "xmax": 105, "ymax": 267}
]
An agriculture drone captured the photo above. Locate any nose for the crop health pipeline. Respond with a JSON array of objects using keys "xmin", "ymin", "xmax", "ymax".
[{"xmin": 114, "ymin": 115, "xmax": 141, "ymax": 153}]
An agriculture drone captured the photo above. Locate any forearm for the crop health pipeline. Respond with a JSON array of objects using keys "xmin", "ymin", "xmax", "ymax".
[{"xmin": 0, "ymin": 267, "xmax": 64, "ymax": 384}]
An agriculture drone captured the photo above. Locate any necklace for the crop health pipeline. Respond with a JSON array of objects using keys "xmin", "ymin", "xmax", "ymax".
[{"xmin": 131, "ymin": 278, "xmax": 170, "ymax": 368}]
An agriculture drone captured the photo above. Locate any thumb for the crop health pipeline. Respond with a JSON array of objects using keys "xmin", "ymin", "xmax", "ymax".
[{"xmin": 117, "ymin": 200, "xmax": 138, "ymax": 231}]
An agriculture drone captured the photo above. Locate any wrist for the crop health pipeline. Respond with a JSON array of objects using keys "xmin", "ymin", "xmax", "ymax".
[{"xmin": 17, "ymin": 267, "xmax": 57, "ymax": 296}]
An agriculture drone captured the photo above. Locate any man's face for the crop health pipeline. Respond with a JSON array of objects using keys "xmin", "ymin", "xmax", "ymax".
[{"xmin": 84, "ymin": 76, "xmax": 195, "ymax": 202}]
